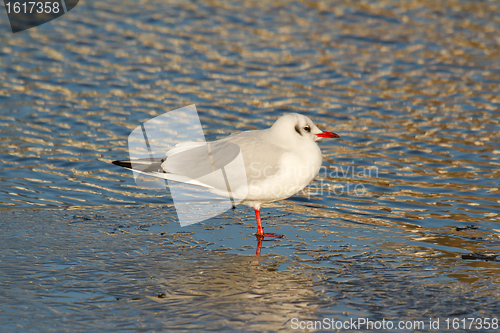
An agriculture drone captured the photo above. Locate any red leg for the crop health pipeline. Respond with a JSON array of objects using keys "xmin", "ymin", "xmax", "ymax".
[
  {"xmin": 254, "ymin": 207, "xmax": 284, "ymax": 239},
  {"xmin": 255, "ymin": 207, "xmax": 264, "ymax": 234},
  {"xmin": 256, "ymin": 238, "xmax": 262, "ymax": 256}
]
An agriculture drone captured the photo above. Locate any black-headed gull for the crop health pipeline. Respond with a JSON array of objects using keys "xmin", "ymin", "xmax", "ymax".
[{"xmin": 113, "ymin": 113, "xmax": 339, "ymax": 238}]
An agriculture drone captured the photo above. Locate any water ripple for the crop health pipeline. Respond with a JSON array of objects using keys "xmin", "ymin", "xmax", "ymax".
[{"xmin": 1, "ymin": 0, "xmax": 500, "ymax": 328}]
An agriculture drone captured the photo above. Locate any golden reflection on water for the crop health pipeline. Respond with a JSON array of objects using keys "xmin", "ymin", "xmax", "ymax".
[
  {"xmin": 285, "ymin": 201, "xmax": 500, "ymax": 288},
  {"xmin": 1, "ymin": 0, "xmax": 500, "ymax": 328},
  {"xmin": 5, "ymin": 205, "xmax": 497, "ymax": 331}
]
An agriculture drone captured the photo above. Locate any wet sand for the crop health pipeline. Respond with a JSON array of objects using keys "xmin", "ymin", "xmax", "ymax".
[{"xmin": 2, "ymin": 205, "xmax": 499, "ymax": 332}]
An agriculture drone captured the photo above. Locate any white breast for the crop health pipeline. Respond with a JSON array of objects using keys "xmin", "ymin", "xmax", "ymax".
[{"xmin": 241, "ymin": 139, "xmax": 323, "ymax": 205}]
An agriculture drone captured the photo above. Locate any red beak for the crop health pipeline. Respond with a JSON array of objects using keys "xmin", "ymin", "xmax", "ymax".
[{"xmin": 316, "ymin": 131, "xmax": 340, "ymax": 138}]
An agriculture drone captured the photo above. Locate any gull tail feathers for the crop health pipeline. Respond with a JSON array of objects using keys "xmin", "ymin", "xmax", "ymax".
[{"xmin": 112, "ymin": 158, "xmax": 214, "ymax": 189}]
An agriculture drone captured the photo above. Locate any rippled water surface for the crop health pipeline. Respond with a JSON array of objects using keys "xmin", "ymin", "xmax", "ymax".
[{"xmin": 1, "ymin": 0, "xmax": 500, "ymax": 331}]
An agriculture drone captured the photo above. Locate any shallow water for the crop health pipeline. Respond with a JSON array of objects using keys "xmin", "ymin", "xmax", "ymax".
[{"xmin": 1, "ymin": 0, "xmax": 500, "ymax": 331}]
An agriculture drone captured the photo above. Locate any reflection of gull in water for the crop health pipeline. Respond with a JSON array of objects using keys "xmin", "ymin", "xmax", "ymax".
[
  {"xmin": 113, "ymin": 113, "xmax": 339, "ymax": 239},
  {"xmin": 142, "ymin": 253, "xmax": 321, "ymax": 331}
]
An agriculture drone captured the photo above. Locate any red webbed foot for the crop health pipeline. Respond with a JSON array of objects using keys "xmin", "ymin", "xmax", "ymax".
[{"xmin": 256, "ymin": 232, "xmax": 284, "ymax": 239}]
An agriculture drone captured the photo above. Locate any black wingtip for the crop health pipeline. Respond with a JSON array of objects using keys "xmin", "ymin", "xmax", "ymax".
[{"xmin": 112, "ymin": 160, "xmax": 133, "ymax": 169}]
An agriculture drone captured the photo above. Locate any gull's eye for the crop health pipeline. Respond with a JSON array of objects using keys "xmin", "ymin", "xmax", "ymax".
[{"xmin": 303, "ymin": 125, "xmax": 311, "ymax": 133}]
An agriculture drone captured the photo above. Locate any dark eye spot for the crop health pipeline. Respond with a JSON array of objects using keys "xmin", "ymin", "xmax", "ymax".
[
  {"xmin": 295, "ymin": 124, "xmax": 302, "ymax": 136},
  {"xmin": 303, "ymin": 125, "xmax": 311, "ymax": 133}
]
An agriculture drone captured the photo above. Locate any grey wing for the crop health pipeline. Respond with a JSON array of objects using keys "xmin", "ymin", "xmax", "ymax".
[
  {"xmin": 162, "ymin": 141, "xmax": 241, "ymax": 179},
  {"xmin": 221, "ymin": 131, "xmax": 288, "ymax": 182},
  {"xmin": 114, "ymin": 141, "xmax": 243, "ymax": 189},
  {"xmin": 114, "ymin": 131, "xmax": 284, "ymax": 191}
]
